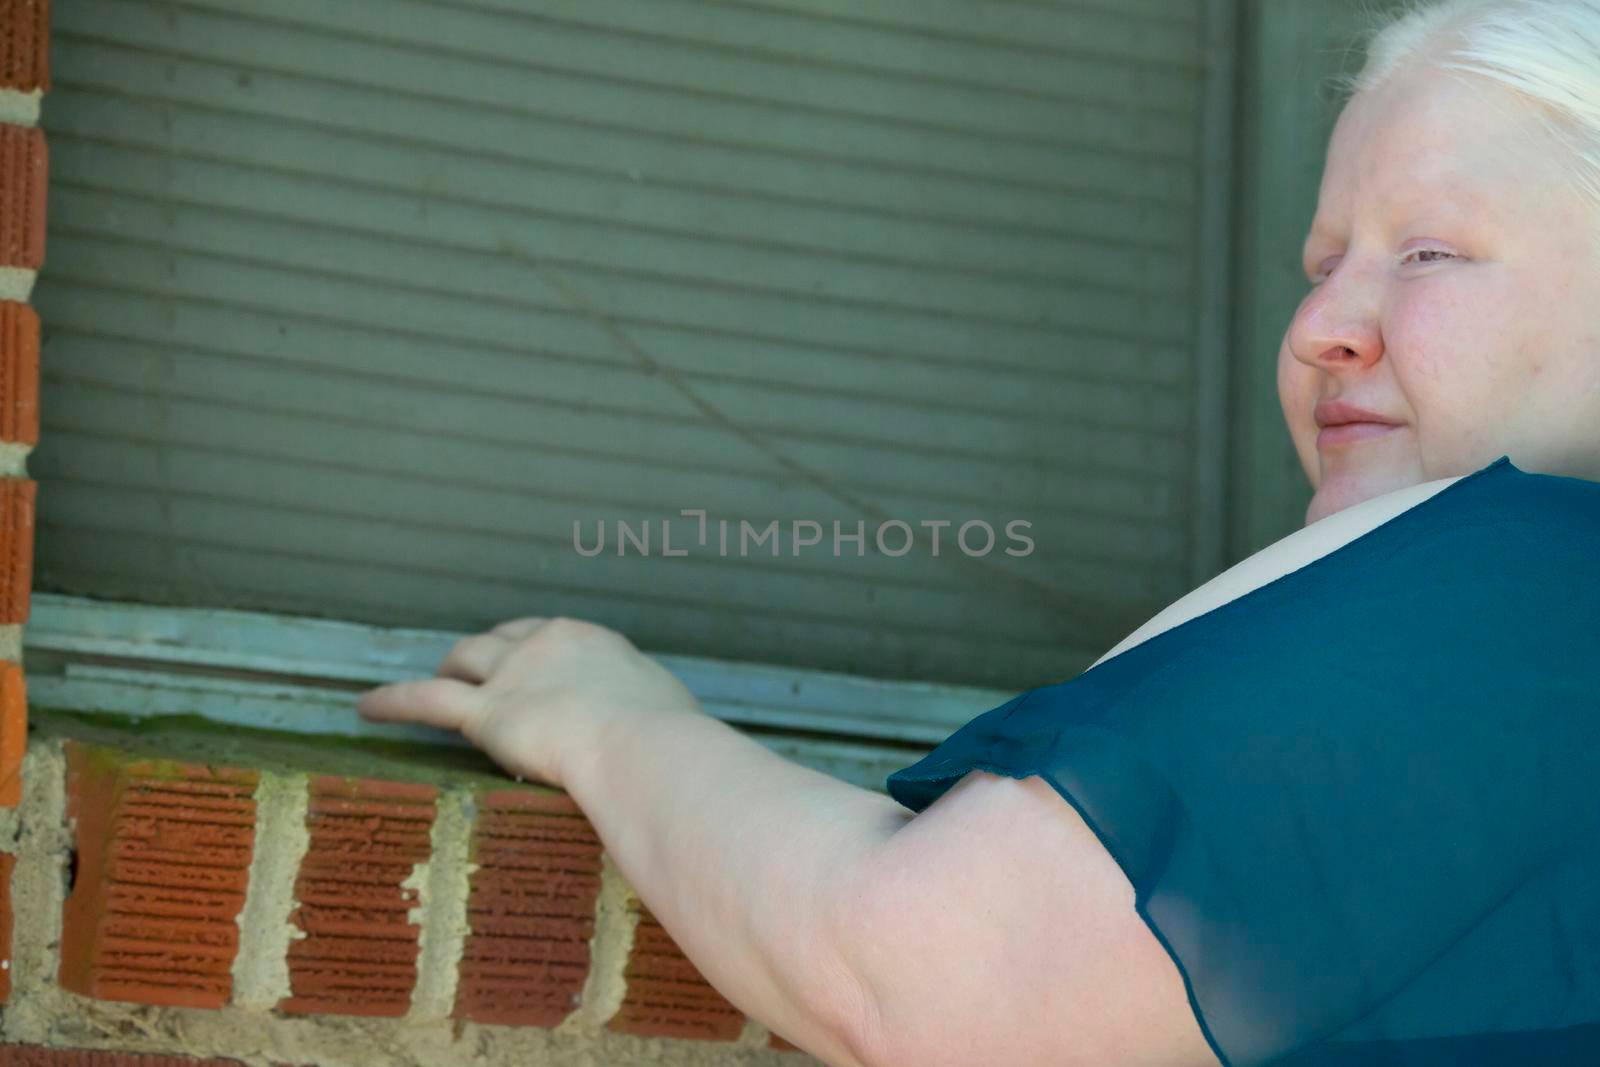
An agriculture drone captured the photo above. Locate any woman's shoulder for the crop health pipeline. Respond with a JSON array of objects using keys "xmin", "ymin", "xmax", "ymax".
[
  {"xmin": 1092, "ymin": 454, "xmax": 1597, "ymax": 671},
  {"xmin": 1090, "ymin": 468, "xmax": 1470, "ymax": 669},
  {"xmin": 1417, "ymin": 453, "xmax": 1600, "ymax": 564},
  {"xmin": 1475, "ymin": 453, "xmax": 1600, "ymax": 523}
]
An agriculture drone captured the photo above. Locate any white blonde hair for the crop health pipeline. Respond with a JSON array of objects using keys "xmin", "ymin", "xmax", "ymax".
[{"xmin": 1335, "ymin": 0, "xmax": 1600, "ymax": 210}]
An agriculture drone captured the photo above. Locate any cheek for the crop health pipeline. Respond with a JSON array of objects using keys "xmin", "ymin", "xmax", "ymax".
[
  {"xmin": 1384, "ymin": 295, "xmax": 1455, "ymax": 384},
  {"xmin": 1387, "ymin": 271, "xmax": 1534, "ymax": 450},
  {"xmin": 1384, "ymin": 275, "xmax": 1517, "ymax": 400},
  {"xmin": 1517, "ymin": 291, "xmax": 1600, "ymax": 413}
]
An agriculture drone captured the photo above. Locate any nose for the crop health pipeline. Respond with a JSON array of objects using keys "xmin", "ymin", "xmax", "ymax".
[{"xmin": 1286, "ymin": 264, "xmax": 1384, "ymax": 373}]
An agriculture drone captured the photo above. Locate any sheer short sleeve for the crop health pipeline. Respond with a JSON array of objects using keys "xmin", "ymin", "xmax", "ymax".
[{"xmin": 886, "ymin": 456, "xmax": 1600, "ymax": 1067}]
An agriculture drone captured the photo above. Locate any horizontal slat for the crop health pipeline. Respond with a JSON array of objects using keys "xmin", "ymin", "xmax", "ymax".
[
  {"xmin": 38, "ymin": 425, "xmax": 1191, "ymax": 612},
  {"xmin": 37, "ymin": 335, "xmax": 1192, "ymax": 529},
  {"xmin": 45, "ymin": 96, "xmax": 1195, "ymax": 296},
  {"xmin": 37, "ymin": 340, "xmax": 1190, "ymax": 531},
  {"xmin": 428, "ymin": 0, "xmax": 1203, "ymax": 94},
  {"xmin": 51, "ymin": 4, "xmax": 1201, "ymax": 200},
  {"xmin": 112, "ymin": 0, "xmax": 1203, "ymax": 123},
  {"xmin": 48, "ymin": 38, "xmax": 1196, "ymax": 246},
  {"xmin": 33, "ymin": 529, "xmax": 1116, "ymax": 690},
  {"xmin": 36, "ymin": 285, "xmax": 1191, "ymax": 465},
  {"xmin": 46, "ymin": 194, "xmax": 1194, "ymax": 368},
  {"xmin": 200, "ymin": 0, "xmax": 1206, "ymax": 129},
  {"xmin": 33, "ymin": 427, "xmax": 1189, "ymax": 604},
  {"xmin": 703, "ymin": 0, "xmax": 1200, "ymax": 38},
  {"xmin": 40, "ymin": 279, "xmax": 1190, "ymax": 426},
  {"xmin": 37, "ymin": 489, "xmax": 1097, "ymax": 647},
  {"xmin": 39, "ymin": 227, "xmax": 1192, "ymax": 391},
  {"xmin": 36, "ymin": 463, "xmax": 1176, "ymax": 654},
  {"xmin": 47, "ymin": 139, "xmax": 1191, "ymax": 330}
]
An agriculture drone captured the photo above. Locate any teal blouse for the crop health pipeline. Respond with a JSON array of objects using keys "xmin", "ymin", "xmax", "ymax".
[{"xmin": 887, "ymin": 455, "xmax": 1600, "ymax": 1066}]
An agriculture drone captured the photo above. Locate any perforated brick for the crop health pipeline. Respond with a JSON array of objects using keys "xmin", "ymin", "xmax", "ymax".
[
  {"xmin": 452, "ymin": 789, "xmax": 602, "ymax": 1027},
  {"xmin": 0, "ymin": 478, "xmax": 32, "ymax": 625},
  {"xmin": 279, "ymin": 776, "xmax": 436, "ymax": 1017},
  {"xmin": 609, "ymin": 902, "xmax": 745, "ymax": 1041},
  {"xmin": 0, "ymin": 301, "xmax": 38, "ymax": 447},
  {"xmin": 0, "ymin": 125, "xmax": 44, "ymax": 269},
  {"xmin": 58, "ymin": 743, "xmax": 257, "ymax": 1009},
  {"xmin": 0, "ymin": 0, "xmax": 49, "ymax": 92},
  {"xmin": 0, "ymin": 661, "xmax": 23, "ymax": 807}
]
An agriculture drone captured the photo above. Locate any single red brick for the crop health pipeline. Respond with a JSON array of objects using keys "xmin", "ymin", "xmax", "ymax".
[
  {"xmin": 0, "ymin": 478, "xmax": 32, "ymax": 625},
  {"xmin": 58, "ymin": 743, "xmax": 258, "ymax": 1009},
  {"xmin": 0, "ymin": 126, "xmax": 44, "ymax": 269},
  {"xmin": 0, "ymin": 851, "xmax": 14, "ymax": 1002},
  {"xmin": 0, "ymin": 302, "xmax": 38, "ymax": 446},
  {"xmin": 0, "ymin": 660, "xmax": 23, "ymax": 807},
  {"xmin": 609, "ymin": 902, "xmax": 745, "ymax": 1041},
  {"xmin": 0, "ymin": 1048, "xmax": 248, "ymax": 1066},
  {"xmin": 452, "ymin": 789, "xmax": 602, "ymax": 1027},
  {"xmin": 278, "ymin": 776, "xmax": 436, "ymax": 1018},
  {"xmin": 0, "ymin": 0, "xmax": 49, "ymax": 92}
]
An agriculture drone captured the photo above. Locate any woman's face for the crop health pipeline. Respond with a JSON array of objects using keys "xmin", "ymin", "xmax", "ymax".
[{"xmin": 1277, "ymin": 65, "xmax": 1600, "ymax": 525}]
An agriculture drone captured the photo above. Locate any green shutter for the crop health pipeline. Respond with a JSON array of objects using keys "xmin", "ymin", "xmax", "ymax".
[{"xmin": 33, "ymin": 0, "xmax": 1224, "ymax": 690}]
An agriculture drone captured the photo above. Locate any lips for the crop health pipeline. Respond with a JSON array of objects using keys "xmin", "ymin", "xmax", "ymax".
[
  {"xmin": 1313, "ymin": 400, "xmax": 1403, "ymax": 449},
  {"xmin": 1314, "ymin": 399, "xmax": 1402, "ymax": 429},
  {"xmin": 1318, "ymin": 422, "xmax": 1399, "ymax": 447}
]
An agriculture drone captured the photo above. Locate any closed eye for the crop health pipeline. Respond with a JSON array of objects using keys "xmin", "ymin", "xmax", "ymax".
[
  {"xmin": 1306, "ymin": 247, "xmax": 1459, "ymax": 286},
  {"xmin": 1400, "ymin": 248, "xmax": 1459, "ymax": 267}
]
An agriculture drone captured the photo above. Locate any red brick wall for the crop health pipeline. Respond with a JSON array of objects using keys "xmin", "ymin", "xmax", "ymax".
[
  {"xmin": 0, "ymin": 0, "xmax": 44, "ymax": 787},
  {"xmin": 2, "ymin": 739, "xmax": 816, "ymax": 1060},
  {"xmin": 0, "ymin": 0, "xmax": 48, "ymax": 1025}
]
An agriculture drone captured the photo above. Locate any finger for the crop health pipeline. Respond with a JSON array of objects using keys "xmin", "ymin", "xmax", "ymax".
[
  {"xmin": 355, "ymin": 677, "xmax": 485, "ymax": 732},
  {"xmin": 436, "ymin": 632, "xmax": 515, "ymax": 684},
  {"xmin": 490, "ymin": 617, "xmax": 551, "ymax": 641}
]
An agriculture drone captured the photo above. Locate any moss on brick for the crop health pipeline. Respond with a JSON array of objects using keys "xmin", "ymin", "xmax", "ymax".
[{"xmin": 26, "ymin": 706, "xmax": 560, "ymax": 798}]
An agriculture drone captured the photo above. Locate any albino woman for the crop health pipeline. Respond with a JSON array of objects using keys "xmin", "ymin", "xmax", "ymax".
[{"xmin": 359, "ymin": 2, "xmax": 1600, "ymax": 1063}]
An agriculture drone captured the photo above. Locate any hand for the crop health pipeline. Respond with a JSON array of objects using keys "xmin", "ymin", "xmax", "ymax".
[{"xmin": 354, "ymin": 615, "xmax": 704, "ymax": 790}]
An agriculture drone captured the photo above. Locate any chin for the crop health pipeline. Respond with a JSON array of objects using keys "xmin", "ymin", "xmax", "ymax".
[
  {"xmin": 1303, "ymin": 493, "xmax": 1349, "ymax": 527},
  {"xmin": 1304, "ymin": 453, "xmax": 1409, "ymax": 526}
]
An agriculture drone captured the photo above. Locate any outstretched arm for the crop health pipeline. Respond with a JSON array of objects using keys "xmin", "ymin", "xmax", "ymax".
[
  {"xmin": 355, "ymin": 615, "xmax": 905, "ymax": 1064},
  {"xmin": 357, "ymin": 615, "xmax": 1218, "ymax": 1067},
  {"xmin": 563, "ymin": 694, "xmax": 908, "ymax": 1065}
]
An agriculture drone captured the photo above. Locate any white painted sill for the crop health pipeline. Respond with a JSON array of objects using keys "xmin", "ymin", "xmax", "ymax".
[{"xmin": 20, "ymin": 593, "xmax": 1014, "ymax": 793}]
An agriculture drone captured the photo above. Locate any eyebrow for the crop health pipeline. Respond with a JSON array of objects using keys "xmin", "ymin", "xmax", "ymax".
[{"xmin": 1301, "ymin": 179, "xmax": 1484, "ymax": 263}]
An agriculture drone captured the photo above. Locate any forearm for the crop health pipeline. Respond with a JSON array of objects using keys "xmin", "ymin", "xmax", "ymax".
[{"xmin": 560, "ymin": 702, "xmax": 910, "ymax": 1065}]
